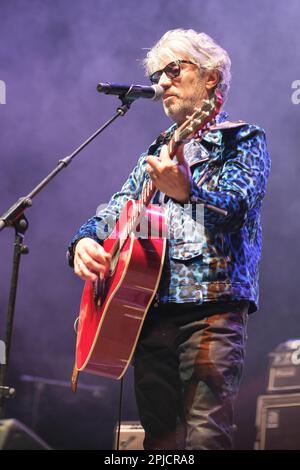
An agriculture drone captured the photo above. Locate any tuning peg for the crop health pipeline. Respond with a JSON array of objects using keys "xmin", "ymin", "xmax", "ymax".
[{"xmin": 193, "ymin": 119, "xmax": 202, "ymax": 125}]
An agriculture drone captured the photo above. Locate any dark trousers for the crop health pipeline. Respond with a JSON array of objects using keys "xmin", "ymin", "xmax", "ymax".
[{"xmin": 133, "ymin": 300, "xmax": 249, "ymax": 450}]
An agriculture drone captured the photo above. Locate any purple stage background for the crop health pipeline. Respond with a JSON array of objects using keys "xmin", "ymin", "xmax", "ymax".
[{"xmin": 1, "ymin": 0, "xmax": 300, "ymax": 449}]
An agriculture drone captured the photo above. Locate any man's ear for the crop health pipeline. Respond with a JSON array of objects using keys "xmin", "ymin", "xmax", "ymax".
[{"xmin": 205, "ymin": 69, "xmax": 220, "ymax": 91}]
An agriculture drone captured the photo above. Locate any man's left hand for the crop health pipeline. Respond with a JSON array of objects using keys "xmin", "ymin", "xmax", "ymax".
[{"xmin": 146, "ymin": 144, "xmax": 191, "ymax": 204}]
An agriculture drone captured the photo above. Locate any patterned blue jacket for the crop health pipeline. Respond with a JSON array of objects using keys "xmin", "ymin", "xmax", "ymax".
[{"xmin": 68, "ymin": 112, "xmax": 270, "ymax": 313}]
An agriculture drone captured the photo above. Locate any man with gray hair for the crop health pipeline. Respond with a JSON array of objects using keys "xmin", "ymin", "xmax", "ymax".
[{"xmin": 68, "ymin": 29, "xmax": 270, "ymax": 449}]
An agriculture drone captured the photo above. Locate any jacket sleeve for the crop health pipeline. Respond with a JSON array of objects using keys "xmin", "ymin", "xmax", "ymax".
[
  {"xmin": 67, "ymin": 152, "xmax": 148, "ymax": 266},
  {"xmin": 189, "ymin": 124, "xmax": 271, "ymax": 233}
]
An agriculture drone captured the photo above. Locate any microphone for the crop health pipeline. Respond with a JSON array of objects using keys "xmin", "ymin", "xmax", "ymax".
[{"xmin": 97, "ymin": 82, "xmax": 164, "ymax": 101}]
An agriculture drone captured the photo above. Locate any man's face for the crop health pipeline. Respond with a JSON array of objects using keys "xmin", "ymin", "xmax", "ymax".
[{"xmin": 155, "ymin": 54, "xmax": 208, "ymax": 125}]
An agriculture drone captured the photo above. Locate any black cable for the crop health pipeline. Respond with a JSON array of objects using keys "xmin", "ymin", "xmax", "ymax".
[{"xmin": 116, "ymin": 376, "xmax": 124, "ymax": 450}]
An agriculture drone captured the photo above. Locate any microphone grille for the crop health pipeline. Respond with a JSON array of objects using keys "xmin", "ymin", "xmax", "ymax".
[{"xmin": 152, "ymin": 85, "xmax": 164, "ymax": 101}]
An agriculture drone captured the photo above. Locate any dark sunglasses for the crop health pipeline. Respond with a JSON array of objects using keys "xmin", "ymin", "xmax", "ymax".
[{"xmin": 149, "ymin": 60, "xmax": 196, "ymax": 84}]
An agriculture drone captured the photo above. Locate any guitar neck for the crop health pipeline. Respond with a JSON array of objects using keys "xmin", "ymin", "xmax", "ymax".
[{"xmin": 109, "ymin": 178, "xmax": 157, "ymax": 258}]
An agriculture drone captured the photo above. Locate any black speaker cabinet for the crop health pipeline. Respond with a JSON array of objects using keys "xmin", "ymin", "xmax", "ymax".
[
  {"xmin": 0, "ymin": 419, "xmax": 50, "ymax": 450},
  {"xmin": 255, "ymin": 393, "xmax": 300, "ymax": 449},
  {"xmin": 267, "ymin": 339, "xmax": 300, "ymax": 393}
]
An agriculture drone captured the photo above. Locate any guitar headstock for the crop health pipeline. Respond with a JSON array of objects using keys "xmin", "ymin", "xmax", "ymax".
[{"xmin": 174, "ymin": 91, "xmax": 223, "ymax": 145}]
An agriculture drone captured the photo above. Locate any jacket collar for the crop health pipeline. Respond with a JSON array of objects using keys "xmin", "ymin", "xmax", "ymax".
[{"xmin": 201, "ymin": 110, "xmax": 228, "ymax": 147}]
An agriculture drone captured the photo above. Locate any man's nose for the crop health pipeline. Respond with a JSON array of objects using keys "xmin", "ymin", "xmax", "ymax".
[{"xmin": 158, "ymin": 72, "xmax": 173, "ymax": 88}]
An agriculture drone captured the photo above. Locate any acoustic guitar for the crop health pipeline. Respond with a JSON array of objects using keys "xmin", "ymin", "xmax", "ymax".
[{"xmin": 71, "ymin": 92, "xmax": 222, "ymax": 391}]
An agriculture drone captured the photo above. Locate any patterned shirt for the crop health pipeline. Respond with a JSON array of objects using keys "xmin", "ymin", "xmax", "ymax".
[{"xmin": 67, "ymin": 112, "xmax": 271, "ymax": 313}]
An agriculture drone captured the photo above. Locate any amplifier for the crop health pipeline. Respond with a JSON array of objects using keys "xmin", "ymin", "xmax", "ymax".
[
  {"xmin": 267, "ymin": 339, "xmax": 300, "ymax": 392},
  {"xmin": 255, "ymin": 393, "xmax": 300, "ymax": 449},
  {"xmin": 113, "ymin": 421, "xmax": 144, "ymax": 450}
]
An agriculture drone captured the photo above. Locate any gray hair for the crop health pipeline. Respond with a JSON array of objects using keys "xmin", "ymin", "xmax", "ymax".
[{"xmin": 143, "ymin": 29, "xmax": 231, "ymax": 103}]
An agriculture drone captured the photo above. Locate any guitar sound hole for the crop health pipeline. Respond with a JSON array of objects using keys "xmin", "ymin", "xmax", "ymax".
[
  {"xmin": 93, "ymin": 276, "xmax": 104, "ymax": 308},
  {"xmin": 93, "ymin": 275, "xmax": 111, "ymax": 308},
  {"xmin": 109, "ymin": 250, "xmax": 119, "ymax": 276},
  {"xmin": 93, "ymin": 251, "xmax": 119, "ymax": 308}
]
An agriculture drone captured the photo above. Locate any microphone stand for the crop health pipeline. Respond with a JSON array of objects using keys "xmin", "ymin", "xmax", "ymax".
[{"xmin": 0, "ymin": 95, "xmax": 134, "ymax": 419}]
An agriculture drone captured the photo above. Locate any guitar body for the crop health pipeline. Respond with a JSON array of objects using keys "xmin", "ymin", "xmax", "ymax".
[{"xmin": 75, "ymin": 201, "xmax": 167, "ymax": 379}]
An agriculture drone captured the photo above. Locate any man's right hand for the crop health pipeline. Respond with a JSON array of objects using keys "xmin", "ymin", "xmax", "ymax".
[{"xmin": 74, "ymin": 237, "xmax": 111, "ymax": 282}]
